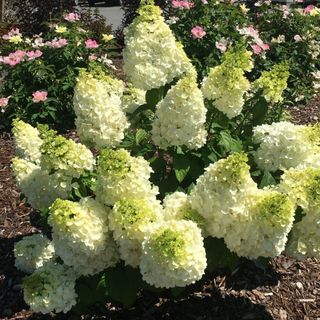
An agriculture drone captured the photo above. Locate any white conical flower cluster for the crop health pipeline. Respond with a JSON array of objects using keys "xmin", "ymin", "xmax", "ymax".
[
  {"xmin": 48, "ymin": 198, "xmax": 119, "ymax": 276},
  {"xmin": 152, "ymin": 73, "xmax": 207, "ymax": 150},
  {"xmin": 14, "ymin": 234, "xmax": 55, "ymax": 274},
  {"xmin": 73, "ymin": 68, "xmax": 129, "ymax": 148},
  {"xmin": 281, "ymin": 167, "xmax": 320, "ymax": 260},
  {"xmin": 23, "ymin": 262, "xmax": 77, "ymax": 314},
  {"xmin": 224, "ymin": 190, "xmax": 295, "ymax": 259},
  {"xmin": 109, "ymin": 198, "xmax": 163, "ymax": 267},
  {"xmin": 12, "ymin": 119, "xmax": 43, "ymax": 164},
  {"xmin": 201, "ymin": 47, "xmax": 253, "ymax": 118},
  {"xmin": 190, "ymin": 153, "xmax": 257, "ymax": 239},
  {"xmin": 123, "ymin": 2, "xmax": 193, "ymax": 90},
  {"xmin": 96, "ymin": 148, "xmax": 159, "ymax": 206},
  {"xmin": 12, "ymin": 157, "xmax": 72, "ymax": 210},
  {"xmin": 140, "ymin": 220, "xmax": 206, "ymax": 288},
  {"xmin": 253, "ymin": 122, "xmax": 320, "ymax": 172},
  {"xmin": 162, "ymin": 191, "xmax": 207, "ymax": 234}
]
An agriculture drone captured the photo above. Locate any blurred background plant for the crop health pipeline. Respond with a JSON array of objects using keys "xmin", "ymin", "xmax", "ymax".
[{"xmin": 0, "ymin": 10, "xmax": 116, "ymax": 130}]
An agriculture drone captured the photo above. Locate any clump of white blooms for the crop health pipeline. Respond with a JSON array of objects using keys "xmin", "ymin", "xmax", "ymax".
[
  {"xmin": 281, "ymin": 167, "xmax": 320, "ymax": 259},
  {"xmin": 190, "ymin": 153, "xmax": 257, "ymax": 239},
  {"xmin": 201, "ymin": 47, "xmax": 253, "ymax": 118},
  {"xmin": 253, "ymin": 122, "xmax": 320, "ymax": 172},
  {"xmin": 48, "ymin": 198, "xmax": 119, "ymax": 276},
  {"xmin": 14, "ymin": 234, "xmax": 55, "ymax": 274},
  {"xmin": 12, "ymin": 119, "xmax": 43, "ymax": 164},
  {"xmin": 12, "ymin": 157, "xmax": 72, "ymax": 210},
  {"xmin": 122, "ymin": 83, "xmax": 146, "ymax": 114},
  {"xmin": 38, "ymin": 125, "xmax": 95, "ymax": 178},
  {"xmin": 152, "ymin": 72, "xmax": 207, "ymax": 150},
  {"xmin": 109, "ymin": 198, "xmax": 163, "ymax": 267},
  {"xmin": 163, "ymin": 191, "xmax": 207, "ymax": 234},
  {"xmin": 224, "ymin": 190, "xmax": 295, "ymax": 259},
  {"xmin": 140, "ymin": 220, "xmax": 206, "ymax": 288},
  {"xmin": 286, "ymin": 208, "xmax": 320, "ymax": 260},
  {"xmin": 23, "ymin": 262, "xmax": 77, "ymax": 314},
  {"xmin": 73, "ymin": 68, "xmax": 129, "ymax": 148},
  {"xmin": 96, "ymin": 148, "xmax": 159, "ymax": 206},
  {"xmin": 253, "ymin": 63, "xmax": 289, "ymax": 104},
  {"xmin": 123, "ymin": 1, "xmax": 193, "ymax": 90}
]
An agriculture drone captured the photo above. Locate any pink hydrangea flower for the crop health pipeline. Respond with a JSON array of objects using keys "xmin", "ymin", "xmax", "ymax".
[
  {"xmin": 26, "ymin": 50, "xmax": 43, "ymax": 60},
  {"xmin": 172, "ymin": 1, "xmax": 194, "ymax": 9},
  {"xmin": 85, "ymin": 39, "xmax": 99, "ymax": 49},
  {"xmin": 32, "ymin": 91, "xmax": 48, "ymax": 103},
  {"xmin": 64, "ymin": 12, "xmax": 81, "ymax": 22},
  {"xmin": 202, "ymin": 0, "xmax": 208, "ymax": 4},
  {"xmin": 0, "ymin": 97, "xmax": 9, "ymax": 108},
  {"xmin": 191, "ymin": 26, "xmax": 206, "ymax": 39}
]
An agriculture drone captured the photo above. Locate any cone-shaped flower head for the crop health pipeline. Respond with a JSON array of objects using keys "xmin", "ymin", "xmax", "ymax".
[
  {"xmin": 96, "ymin": 148, "xmax": 159, "ymax": 206},
  {"xmin": 253, "ymin": 122, "xmax": 320, "ymax": 172},
  {"xmin": 123, "ymin": 0, "xmax": 193, "ymax": 90},
  {"xmin": 280, "ymin": 167, "xmax": 320, "ymax": 212},
  {"xmin": 109, "ymin": 198, "xmax": 163, "ymax": 267},
  {"xmin": 224, "ymin": 190, "xmax": 295, "ymax": 259},
  {"xmin": 38, "ymin": 124, "xmax": 94, "ymax": 178},
  {"xmin": 14, "ymin": 234, "xmax": 55, "ymax": 274},
  {"xmin": 253, "ymin": 63, "xmax": 289, "ymax": 104},
  {"xmin": 140, "ymin": 220, "xmax": 207, "ymax": 288},
  {"xmin": 189, "ymin": 153, "xmax": 257, "ymax": 238},
  {"xmin": 48, "ymin": 198, "xmax": 119, "ymax": 276},
  {"xmin": 23, "ymin": 262, "xmax": 77, "ymax": 314},
  {"xmin": 12, "ymin": 157, "xmax": 72, "ymax": 210},
  {"xmin": 73, "ymin": 67, "xmax": 129, "ymax": 148},
  {"xmin": 12, "ymin": 119, "xmax": 43, "ymax": 164},
  {"xmin": 285, "ymin": 207, "xmax": 320, "ymax": 260},
  {"xmin": 280, "ymin": 167, "xmax": 320, "ymax": 260},
  {"xmin": 163, "ymin": 191, "xmax": 207, "ymax": 234},
  {"xmin": 152, "ymin": 72, "xmax": 207, "ymax": 150},
  {"xmin": 201, "ymin": 47, "xmax": 253, "ymax": 118}
]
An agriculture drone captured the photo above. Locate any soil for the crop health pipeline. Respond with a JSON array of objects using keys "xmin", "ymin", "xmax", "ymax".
[{"xmin": 1, "ymin": 93, "xmax": 320, "ymax": 320}]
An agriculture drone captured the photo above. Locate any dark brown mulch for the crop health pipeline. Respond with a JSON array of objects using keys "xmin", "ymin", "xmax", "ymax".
[
  {"xmin": 289, "ymin": 91, "xmax": 320, "ymax": 125},
  {"xmin": 1, "ymin": 94, "xmax": 320, "ymax": 320}
]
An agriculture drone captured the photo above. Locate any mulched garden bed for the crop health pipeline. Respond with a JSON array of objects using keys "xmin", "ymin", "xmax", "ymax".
[{"xmin": 1, "ymin": 94, "xmax": 320, "ymax": 320}]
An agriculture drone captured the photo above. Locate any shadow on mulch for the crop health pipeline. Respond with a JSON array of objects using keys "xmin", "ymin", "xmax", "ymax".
[{"xmin": 225, "ymin": 259, "xmax": 280, "ymax": 291}]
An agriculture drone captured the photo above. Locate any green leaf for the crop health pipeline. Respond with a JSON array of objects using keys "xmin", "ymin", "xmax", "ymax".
[
  {"xmin": 135, "ymin": 129, "xmax": 147, "ymax": 145},
  {"xmin": 146, "ymin": 87, "xmax": 164, "ymax": 108},
  {"xmin": 173, "ymin": 154, "xmax": 191, "ymax": 183},
  {"xmin": 259, "ymin": 171, "xmax": 276, "ymax": 188},
  {"xmin": 218, "ymin": 131, "xmax": 243, "ymax": 153},
  {"xmin": 128, "ymin": 103, "xmax": 149, "ymax": 119},
  {"xmin": 74, "ymin": 274, "xmax": 107, "ymax": 313},
  {"xmin": 252, "ymin": 96, "xmax": 269, "ymax": 126},
  {"xmin": 204, "ymin": 237, "xmax": 239, "ymax": 272},
  {"xmin": 105, "ymin": 265, "xmax": 143, "ymax": 308}
]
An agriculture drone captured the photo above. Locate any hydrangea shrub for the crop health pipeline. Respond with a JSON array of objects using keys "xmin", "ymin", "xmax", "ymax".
[{"xmin": 12, "ymin": 0, "xmax": 320, "ymax": 314}]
